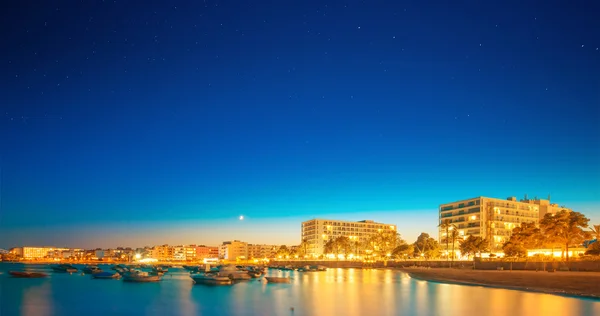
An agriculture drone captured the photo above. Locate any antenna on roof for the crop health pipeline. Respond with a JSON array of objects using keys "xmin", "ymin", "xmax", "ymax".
[
  {"xmin": 548, "ymin": 194, "xmax": 551, "ymax": 202},
  {"xmin": 524, "ymin": 194, "xmax": 528, "ymax": 200}
]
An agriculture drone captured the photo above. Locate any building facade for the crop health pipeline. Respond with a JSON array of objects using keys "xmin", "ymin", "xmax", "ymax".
[
  {"xmin": 219, "ymin": 240, "xmax": 248, "ymax": 261},
  {"xmin": 152, "ymin": 245, "xmax": 174, "ymax": 261},
  {"xmin": 247, "ymin": 244, "xmax": 278, "ymax": 259},
  {"xmin": 10, "ymin": 247, "xmax": 71, "ymax": 259},
  {"xmin": 439, "ymin": 196, "xmax": 572, "ymax": 253},
  {"xmin": 301, "ymin": 219, "xmax": 397, "ymax": 258},
  {"xmin": 196, "ymin": 246, "xmax": 219, "ymax": 260}
]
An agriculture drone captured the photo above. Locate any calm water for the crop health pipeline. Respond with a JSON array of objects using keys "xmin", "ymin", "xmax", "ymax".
[{"xmin": 1, "ymin": 263, "xmax": 599, "ymax": 316}]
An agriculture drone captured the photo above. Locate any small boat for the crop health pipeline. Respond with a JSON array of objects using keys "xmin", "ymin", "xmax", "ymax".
[
  {"xmin": 265, "ymin": 276, "xmax": 291, "ymax": 283},
  {"xmin": 52, "ymin": 264, "xmax": 78, "ymax": 273},
  {"xmin": 191, "ymin": 273, "xmax": 232, "ymax": 285},
  {"xmin": 122, "ymin": 271, "xmax": 161, "ymax": 282},
  {"xmin": 111, "ymin": 264, "xmax": 128, "ymax": 272},
  {"xmin": 247, "ymin": 270, "xmax": 262, "ymax": 278},
  {"xmin": 82, "ymin": 266, "xmax": 102, "ymax": 274},
  {"xmin": 148, "ymin": 271, "xmax": 165, "ymax": 276},
  {"xmin": 152, "ymin": 266, "xmax": 169, "ymax": 273},
  {"xmin": 92, "ymin": 272, "xmax": 121, "ymax": 279},
  {"xmin": 217, "ymin": 265, "xmax": 251, "ymax": 281},
  {"xmin": 298, "ymin": 265, "xmax": 327, "ymax": 272},
  {"xmin": 9, "ymin": 271, "xmax": 48, "ymax": 278}
]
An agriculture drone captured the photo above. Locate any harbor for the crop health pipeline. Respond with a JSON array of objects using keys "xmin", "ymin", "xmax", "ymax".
[{"xmin": 2, "ymin": 262, "xmax": 599, "ymax": 316}]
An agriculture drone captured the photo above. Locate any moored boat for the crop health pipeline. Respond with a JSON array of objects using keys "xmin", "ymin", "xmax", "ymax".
[
  {"xmin": 190, "ymin": 273, "xmax": 232, "ymax": 285},
  {"xmin": 52, "ymin": 264, "xmax": 78, "ymax": 273},
  {"xmin": 265, "ymin": 276, "xmax": 291, "ymax": 283},
  {"xmin": 82, "ymin": 266, "xmax": 102, "ymax": 274},
  {"xmin": 217, "ymin": 265, "xmax": 251, "ymax": 281},
  {"xmin": 9, "ymin": 271, "xmax": 48, "ymax": 278},
  {"xmin": 122, "ymin": 271, "xmax": 161, "ymax": 282},
  {"xmin": 298, "ymin": 265, "xmax": 327, "ymax": 272},
  {"xmin": 152, "ymin": 266, "xmax": 169, "ymax": 273},
  {"xmin": 92, "ymin": 272, "xmax": 121, "ymax": 279}
]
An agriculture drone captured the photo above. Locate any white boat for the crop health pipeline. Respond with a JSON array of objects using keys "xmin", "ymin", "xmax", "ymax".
[
  {"xmin": 191, "ymin": 273, "xmax": 232, "ymax": 285},
  {"xmin": 265, "ymin": 276, "xmax": 291, "ymax": 283},
  {"xmin": 217, "ymin": 265, "xmax": 251, "ymax": 280},
  {"xmin": 123, "ymin": 271, "xmax": 161, "ymax": 282}
]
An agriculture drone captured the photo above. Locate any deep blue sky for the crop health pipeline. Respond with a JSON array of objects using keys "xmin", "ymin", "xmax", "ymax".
[{"xmin": 1, "ymin": 1, "xmax": 599, "ymax": 249}]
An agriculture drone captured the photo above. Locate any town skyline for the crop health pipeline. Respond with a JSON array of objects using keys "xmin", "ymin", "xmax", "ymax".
[{"xmin": 2, "ymin": 193, "xmax": 597, "ymax": 250}]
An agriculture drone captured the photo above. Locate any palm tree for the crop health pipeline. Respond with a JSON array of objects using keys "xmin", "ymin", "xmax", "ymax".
[
  {"xmin": 300, "ymin": 238, "xmax": 309, "ymax": 258},
  {"xmin": 449, "ymin": 227, "xmax": 459, "ymax": 266},
  {"xmin": 439, "ymin": 219, "xmax": 452, "ymax": 261}
]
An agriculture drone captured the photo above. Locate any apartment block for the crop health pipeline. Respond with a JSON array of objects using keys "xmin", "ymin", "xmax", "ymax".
[
  {"xmin": 247, "ymin": 244, "xmax": 278, "ymax": 259},
  {"xmin": 301, "ymin": 219, "xmax": 397, "ymax": 257},
  {"xmin": 10, "ymin": 247, "xmax": 71, "ymax": 259},
  {"xmin": 219, "ymin": 240, "xmax": 248, "ymax": 260},
  {"xmin": 196, "ymin": 245, "xmax": 219, "ymax": 260},
  {"xmin": 439, "ymin": 196, "xmax": 572, "ymax": 252},
  {"xmin": 152, "ymin": 244, "xmax": 175, "ymax": 261}
]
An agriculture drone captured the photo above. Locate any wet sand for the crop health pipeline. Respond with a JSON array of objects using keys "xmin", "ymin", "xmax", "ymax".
[{"xmin": 400, "ymin": 268, "xmax": 600, "ymax": 299}]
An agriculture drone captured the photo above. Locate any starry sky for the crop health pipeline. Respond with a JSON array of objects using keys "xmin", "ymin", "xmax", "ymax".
[{"xmin": 1, "ymin": 1, "xmax": 599, "ymax": 249}]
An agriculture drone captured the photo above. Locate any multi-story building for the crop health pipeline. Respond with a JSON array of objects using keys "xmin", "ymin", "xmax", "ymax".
[
  {"xmin": 196, "ymin": 246, "xmax": 219, "ymax": 260},
  {"xmin": 152, "ymin": 245, "xmax": 174, "ymax": 261},
  {"xmin": 439, "ymin": 196, "xmax": 572, "ymax": 253},
  {"xmin": 10, "ymin": 247, "xmax": 71, "ymax": 259},
  {"xmin": 247, "ymin": 244, "xmax": 278, "ymax": 259},
  {"xmin": 219, "ymin": 240, "xmax": 248, "ymax": 261},
  {"xmin": 172, "ymin": 245, "xmax": 197, "ymax": 261},
  {"xmin": 301, "ymin": 219, "xmax": 398, "ymax": 258},
  {"xmin": 173, "ymin": 246, "xmax": 186, "ymax": 261}
]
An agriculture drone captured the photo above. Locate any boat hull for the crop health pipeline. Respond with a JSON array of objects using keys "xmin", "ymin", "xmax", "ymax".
[
  {"xmin": 93, "ymin": 272, "xmax": 121, "ymax": 279},
  {"xmin": 9, "ymin": 271, "xmax": 48, "ymax": 278},
  {"xmin": 265, "ymin": 277, "xmax": 291, "ymax": 283},
  {"xmin": 191, "ymin": 275, "xmax": 232, "ymax": 285},
  {"xmin": 123, "ymin": 275, "xmax": 161, "ymax": 282}
]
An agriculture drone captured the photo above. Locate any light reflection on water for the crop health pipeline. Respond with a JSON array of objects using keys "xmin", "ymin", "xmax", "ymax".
[{"xmin": 1, "ymin": 263, "xmax": 599, "ymax": 316}]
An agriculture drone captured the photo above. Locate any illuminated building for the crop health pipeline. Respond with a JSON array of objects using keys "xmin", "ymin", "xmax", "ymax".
[
  {"xmin": 439, "ymin": 196, "xmax": 572, "ymax": 253},
  {"xmin": 219, "ymin": 240, "xmax": 248, "ymax": 260},
  {"xmin": 173, "ymin": 245, "xmax": 198, "ymax": 261},
  {"xmin": 247, "ymin": 244, "xmax": 278, "ymax": 259},
  {"xmin": 195, "ymin": 245, "xmax": 219, "ymax": 260},
  {"xmin": 301, "ymin": 219, "xmax": 397, "ymax": 258},
  {"xmin": 10, "ymin": 247, "xmax": 71, "ymax": 259},
  {"xmin": 151, "ymin": 244, "xmax": 174, "ymax": 261}
]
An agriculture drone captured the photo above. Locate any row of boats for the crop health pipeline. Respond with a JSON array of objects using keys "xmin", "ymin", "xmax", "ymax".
[{"xmin": 7, "ymin": 263, "xmax": 327, "ymax": 284}]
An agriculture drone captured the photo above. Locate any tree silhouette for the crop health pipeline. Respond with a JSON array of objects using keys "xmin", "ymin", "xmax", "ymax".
[{"xmin": 540, "ymin": 210, "xmax": 591, "ymax": 261}]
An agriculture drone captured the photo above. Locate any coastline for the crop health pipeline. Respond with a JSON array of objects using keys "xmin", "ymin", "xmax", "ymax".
[{"xmin": 399, "ymin": 268, "xmax": 600, "ymax": 300}]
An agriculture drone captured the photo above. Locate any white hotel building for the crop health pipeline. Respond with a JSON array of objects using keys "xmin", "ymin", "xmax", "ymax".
[{"xmin": 301, "ymin": 219, "xmax": 397, "ymax": 258}]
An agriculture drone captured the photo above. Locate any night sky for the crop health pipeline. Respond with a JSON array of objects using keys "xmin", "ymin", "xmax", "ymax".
[{"xmin": 1, "ymin": 1, "xmax": 599, "ymax": 249}]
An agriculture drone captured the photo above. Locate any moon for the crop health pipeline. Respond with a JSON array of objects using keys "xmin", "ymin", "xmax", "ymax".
[{"xmin": 239, "ymin": 215, "xmax": 244, "ymax": 221}]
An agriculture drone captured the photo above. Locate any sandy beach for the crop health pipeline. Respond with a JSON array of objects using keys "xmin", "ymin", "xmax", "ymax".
[{"xmin": 400, "ymin": 268, "xmax": 600, "ymax": 299}]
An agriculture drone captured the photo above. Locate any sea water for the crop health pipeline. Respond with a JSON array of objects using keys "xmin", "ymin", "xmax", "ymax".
[{"xmin": 1, "ymin": 263, "xmax": 599, "ymax": 316}]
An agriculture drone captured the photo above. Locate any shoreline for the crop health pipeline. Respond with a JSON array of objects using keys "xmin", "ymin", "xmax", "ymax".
[{"xmin": 399, "ymin": 268, "xmax": 600, "ymax": 300}]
